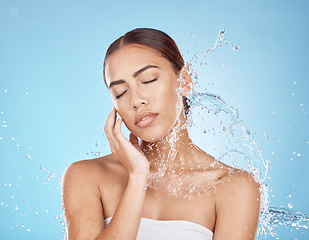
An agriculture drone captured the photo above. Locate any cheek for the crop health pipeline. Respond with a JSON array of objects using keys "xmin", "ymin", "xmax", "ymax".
[
  {"xmin": 115, "ymin": 105, "xmax": 130, "ymax": 120},
  {"xmin": 111, "ymin": 92, "xmax": 130, "ymax": 112},
  {"xmin": 111, "ymin": 100, "xmax": 131, "ymax": 126},
  {"xmin": 153, "ymin": 77, "xmax": 178, "ymax": 98},
  {"xmin": 155, "ymin": 83, "xmax": 179, "ymax": 111}
]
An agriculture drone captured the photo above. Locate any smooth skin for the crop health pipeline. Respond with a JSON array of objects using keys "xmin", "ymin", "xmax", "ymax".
[{"xmin": 61, "ymin": 44, "xmax": 261, "ymax": 240}]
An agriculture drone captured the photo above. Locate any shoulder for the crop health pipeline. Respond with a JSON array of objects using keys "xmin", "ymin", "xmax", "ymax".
[
  {"xmin": 216, "ymin": 169, "xmax": 261, "ymax": 203},
  {"xmin": 61, "ymin": 154, "xmax": 124, "ymax": 190},
  {"xmin": 61, "ymin": 155, "xmax": 120, "ymax": 239},
  {"xmin": 61, "ymin": 156, "xmax": 103, "ymax": 185},
  {"xmin": 213, "ymin": 170, "xmax": 261, "ymax": 238},
  {"xmin": 61, "ymin": 154, "xmax": 126, "ymax": 217},
  {"xmin": 215, "ymin": 169, "xmax": 261, "ymax": 222}
]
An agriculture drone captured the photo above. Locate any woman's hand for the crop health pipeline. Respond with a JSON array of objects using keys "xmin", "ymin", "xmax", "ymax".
[{"xmin": 104, "ymin": 107, "xmax": 150, "ymax": 176}]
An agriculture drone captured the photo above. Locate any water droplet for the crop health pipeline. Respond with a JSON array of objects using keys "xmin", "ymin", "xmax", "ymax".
[{"xmin": 288, "ymin": 203, "xmax": 293, "ymax": 209}]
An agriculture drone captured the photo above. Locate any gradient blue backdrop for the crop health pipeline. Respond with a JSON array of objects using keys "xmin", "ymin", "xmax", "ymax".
[{"xmin": 0, "ymin": 0, "xmax": 308, "ymax": 239}]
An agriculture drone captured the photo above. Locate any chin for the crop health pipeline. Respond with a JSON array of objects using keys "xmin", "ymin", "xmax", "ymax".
[
  {"xmin": 133, "ymin": 130, "xmax": 166, "ymax": 143},
  {"xmin": 133, "ymin": 122, "xmax": 179, "ymax": 143},
  {"xmin": 124, "ymin": 123, "xmax": 168, "ymax": 143}
]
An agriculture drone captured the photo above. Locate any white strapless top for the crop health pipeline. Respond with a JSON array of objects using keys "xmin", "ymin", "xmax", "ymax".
[{"xmin": 104, "ymin": 217, "xmax": 213, "ymax": 240}]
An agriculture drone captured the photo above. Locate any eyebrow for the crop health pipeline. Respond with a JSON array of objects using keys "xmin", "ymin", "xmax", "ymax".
[
  {"xmin": 108, "ymin": 79, "xmax": 125, "ymax": 89},
  {"xmin": 108, "ymin": 65, "xmax": 159, "ymax": 89},
  {"xmin": 133, "ymin": 65, "xmax": 159, "ymax": 78}
]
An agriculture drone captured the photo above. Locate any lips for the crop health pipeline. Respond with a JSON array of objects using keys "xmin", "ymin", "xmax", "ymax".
[{"xmin": 135, "ymin": 112, "xmax": 158, "ymax": 128}]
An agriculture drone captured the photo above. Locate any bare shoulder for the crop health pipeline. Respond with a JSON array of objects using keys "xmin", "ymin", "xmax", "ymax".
[
  {"xmin": 61, "ymin": 153, "xmax": 128, "ymax": 205},
  {"xmin": 61, "ymin": 154, "xmax": 126, "ymax": 239},
  {"xmin": 61, "ymin": 154, "xmax": 124, "ymax": 187},
  {"xmin": 213, "ymin": 169, "xmax": 261, "ymax": 239},
  {"xmin": 215, "ymin": 168, "xmax": 261, "ymax": 223},
  {"xmin": 216, "ymin": 169, "xmax": 261, "ymax": 201}
]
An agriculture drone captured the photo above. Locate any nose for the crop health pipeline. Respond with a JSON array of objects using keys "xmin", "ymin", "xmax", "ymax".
[{"xmin": 130, "ymin": 89, "xmax": 148, "ymax": 109}]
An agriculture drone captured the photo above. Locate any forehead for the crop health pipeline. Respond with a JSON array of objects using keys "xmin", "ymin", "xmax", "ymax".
[{"xmin": 105, "ymin": 44, "xmax": 172, "ymax": 83}]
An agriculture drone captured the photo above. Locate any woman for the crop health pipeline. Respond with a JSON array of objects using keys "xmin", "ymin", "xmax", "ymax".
[{"xmin": 61, "ymin": 28, "xmax": 261, "ymax": 240}]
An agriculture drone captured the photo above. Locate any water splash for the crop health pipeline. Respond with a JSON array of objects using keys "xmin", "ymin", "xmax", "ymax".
[
  {"xmin": 145, "ymin": 77, "xmax": 187, "ymax": 191},
  {"xmin": 186, "ymin": 29, "xmax": 239, "ymax": 67},
  {"xmin": 145, "ymin": 88, "xmax": 309, "ymax": 236},
  {"xmin": 189, "ymin": 91, "xmax": 267, "ymax": 182},
  {"xmin": 38, "ymin": 166, "xmax": 61, "ymax": 187},
  {"xmin": 179, "ymin": 29, "xmax": 308, "ymax": 237},
  {"xmin": 204, "ymin": 29, "xmax": 240, "ymax": 55},
  {"xmin": 268, "ymin": 206, "xmax": 309, "ymax": 230}
]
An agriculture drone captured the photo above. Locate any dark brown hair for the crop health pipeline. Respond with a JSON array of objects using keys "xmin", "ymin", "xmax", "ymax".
[{"xmin": 103, "ymin": 28, "xmax": 190, "ymax": 115}]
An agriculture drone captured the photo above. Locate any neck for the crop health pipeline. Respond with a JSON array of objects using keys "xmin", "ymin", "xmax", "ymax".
[{"xmin": 140, "ymin": 123, "xmax": 204, "ymax": 175}]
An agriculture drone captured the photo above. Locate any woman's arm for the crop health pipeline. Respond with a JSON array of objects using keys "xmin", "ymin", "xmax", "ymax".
[
  {"xmin": 62, "ymin": 108, "xmax": 150, "ymax": 240},
  {"xmin": 213, "ymin": 171, "xmax": 261, "ymax": 240},
  {"xmin": 62, "ymin": 160, "xmax": 106, "ymax": 239},
  {"xmin": 62, "ymin": 163, "xmax": 147, "ymax": 240}
]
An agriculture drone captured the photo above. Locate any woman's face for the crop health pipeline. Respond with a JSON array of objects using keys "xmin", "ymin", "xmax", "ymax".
[{"xmin": 104, "ymin": 44, "xmax": 184, "ymax": 142}]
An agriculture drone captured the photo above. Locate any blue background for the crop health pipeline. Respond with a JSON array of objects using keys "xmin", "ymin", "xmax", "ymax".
[{"xmin": 0, "ymin": 0, "xmax": 308, "ymax": 239}]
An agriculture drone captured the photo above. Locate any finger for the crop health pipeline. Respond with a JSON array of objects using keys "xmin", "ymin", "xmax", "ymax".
[
  {"xmin": 113, "ymin": 118, "xmax": 139, "ymax": 152},
  {"xmin": 104, "ymin": 108, "xmax": 118, "ymax": 148},
  {"xmin": 104, "ymin": 108, "xmax": 117, "ymax": 136},
  {"xmin": 104, "ymin": 107, "xmax": 116, "ymax": 131},
  {"xmin": 113, "ymin": 117, "xmax": 126, "ymax": 143}
]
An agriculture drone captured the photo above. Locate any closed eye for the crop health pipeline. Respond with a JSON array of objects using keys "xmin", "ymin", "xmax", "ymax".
[
  {"xmin": 143, "ymin": 79, "xmax": 157, "ymax": 84},
  {"xmin": 115, "ymin": 90, "xmax": 127, "ymax": 100}
]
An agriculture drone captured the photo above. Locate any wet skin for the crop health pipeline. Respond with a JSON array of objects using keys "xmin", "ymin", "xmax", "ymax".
[{"xmin": 61, "ymin": 44, "xmax": 261, "ymax": 240}]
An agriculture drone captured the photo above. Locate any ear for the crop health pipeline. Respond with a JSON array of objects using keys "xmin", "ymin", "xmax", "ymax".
[{"xmin": 179, "ymin": 67, "xmax": 192, "ymax": 96}]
